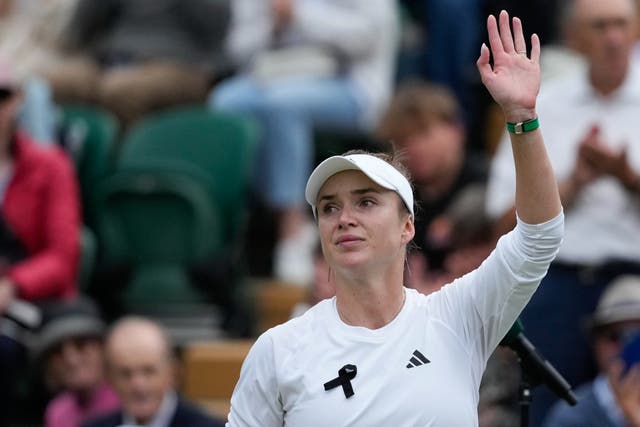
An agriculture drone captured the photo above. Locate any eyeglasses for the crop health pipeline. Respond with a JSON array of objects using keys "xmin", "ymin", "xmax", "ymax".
[{"xmin": 0, "ymin": 87, "xmax": 15, "ymax": 103}]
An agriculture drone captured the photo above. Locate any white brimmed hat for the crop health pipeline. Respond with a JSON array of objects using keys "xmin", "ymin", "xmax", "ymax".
[
  {"xmin": 589, "ymin": 275, "xmax": 640, "ymax": 329},
  {"xmin": 305, "ymin": 154, "xmax": 414, "ymax": 218}
]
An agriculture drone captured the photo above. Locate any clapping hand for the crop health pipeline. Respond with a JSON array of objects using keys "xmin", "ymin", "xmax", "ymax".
[
  {"xmin": 579, "ymin": 131, "xmax": 637, "ymax": 188},
  {"xmin": 477, "ymin": 10, "xmax": 541, "ymax": 124},
  {"xmin": 608, "ymin": 360, "xmax": 640, "ymax": 427}
]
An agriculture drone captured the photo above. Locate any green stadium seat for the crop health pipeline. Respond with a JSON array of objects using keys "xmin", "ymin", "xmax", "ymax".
[
  {"xmin": 96, "ymin": 168, "xmax": 222, "ymax": 312},
  {"xmin": 118, "ymin": 107, "xmax": 257, "ymax": 242},
  {"xmin": 94, "ymin": 107, "xmax": 258, "ymax": 336},
  {"xmin": 59, "ymin": 104, "xmax": 119, "ymax": 227}
]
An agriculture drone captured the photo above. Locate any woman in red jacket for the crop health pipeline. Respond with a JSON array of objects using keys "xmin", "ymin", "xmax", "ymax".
[{"xmin": 0, "ymin": 72, "xmax": 81, "ymax": 425}]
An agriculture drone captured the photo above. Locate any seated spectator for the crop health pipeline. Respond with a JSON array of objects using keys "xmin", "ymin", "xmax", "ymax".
[
  {"xmin": 209, "ymin": 0, "xmax": 399, "ymax": 285},
  {"xmin": 35, "ymin": 298, "xmax": 119, "ymax": 427},
  {"xmin": 543, "ymin": 275, "xmax": 640, "ymax": 427},
  {"xmin": 377, "ymin": 81, "xmax": 492, "ymax": 294},
  {"xmin": 0, "ymin": 0, "xmax": 72, "ymax": 142},
  {"xmin": 83, "ymin": 316, "xmax": 225, "ymax": 427},
  {"xmin": 398, "ymin": 0, "xmax": 483, "ymax": 126},
  {"xmin": 0, "ymin": 0, "xmax": 80, "ymax": 80},
  {"xmin": 0, "ymin": 59, "xmax": 81, "ymax": 425},
  {"xmin": 47, "ymin": 0, "xmax": 230, "ymax": 128}
]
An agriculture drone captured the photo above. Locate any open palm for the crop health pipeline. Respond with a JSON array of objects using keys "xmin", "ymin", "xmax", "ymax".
[{"xmin": 477, "ymin": 11, "xmax": 540, "ymax": 123}]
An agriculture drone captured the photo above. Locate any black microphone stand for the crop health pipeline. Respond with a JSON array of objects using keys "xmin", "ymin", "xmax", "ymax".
[
  {"xmin": 518, "ymin": 366, "xmax": 532, "ymax": 427},
  {"xmin": 500, "ymin": 321, "xmax": 578, "ymax": 426}
]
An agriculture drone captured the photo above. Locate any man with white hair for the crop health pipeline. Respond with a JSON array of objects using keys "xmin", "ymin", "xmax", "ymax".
[{"xmin": 82, "ymin": 316, "xmax": 224, "ymax": 427}]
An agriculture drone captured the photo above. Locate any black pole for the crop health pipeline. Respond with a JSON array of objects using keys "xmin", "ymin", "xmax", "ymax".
[{"xmin": 519, "ymin": 367, "xmax": 531, "ymax": 427}]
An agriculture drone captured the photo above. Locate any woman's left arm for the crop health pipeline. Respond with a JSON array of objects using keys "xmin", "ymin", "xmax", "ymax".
[{"xmin": 477, "ymin": 10, "xmax": 561, "ymax": 224}]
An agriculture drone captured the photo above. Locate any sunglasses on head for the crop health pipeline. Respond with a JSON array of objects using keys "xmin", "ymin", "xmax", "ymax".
[{"xmin": 0, "ymin": 87, "xmax": 14, "ymax": 102}]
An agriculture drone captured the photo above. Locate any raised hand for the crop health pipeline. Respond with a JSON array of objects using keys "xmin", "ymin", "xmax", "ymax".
[{"xmin": 477, "ymin": 10, "xmax": 541, "ymax": 123}]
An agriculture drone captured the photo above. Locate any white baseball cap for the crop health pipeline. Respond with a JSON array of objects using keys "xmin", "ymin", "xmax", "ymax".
[{"xmin": 305, "ymin": 154, "xmax": 414, "ymax": 218}]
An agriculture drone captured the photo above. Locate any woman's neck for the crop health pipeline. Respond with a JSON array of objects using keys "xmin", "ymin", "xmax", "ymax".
[{"xmin": 334, "ymin": 266, "xmax": 406, "ymax": 329}]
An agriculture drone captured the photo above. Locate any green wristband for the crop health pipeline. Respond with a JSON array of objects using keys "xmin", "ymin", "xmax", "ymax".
[{"xmin": 506, "ymin": 117, "xmax": 540, "ymax": 134}]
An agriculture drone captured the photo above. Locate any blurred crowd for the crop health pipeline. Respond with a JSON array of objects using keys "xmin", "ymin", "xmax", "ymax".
[{"xmin": 1, "ymin": 0, "xmax": 640, "ymax": 426}]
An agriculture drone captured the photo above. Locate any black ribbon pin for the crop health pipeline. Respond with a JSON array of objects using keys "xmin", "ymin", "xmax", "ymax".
[{"xmin": 323, "ymin": 364, "xmax": 357, "ymax": 398}]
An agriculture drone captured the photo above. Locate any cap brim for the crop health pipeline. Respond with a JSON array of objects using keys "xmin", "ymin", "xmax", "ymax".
[
  {"xmin": 305, "ymin": 154, "xmax": 414, "ymax": 218},
  {"xmin": 305, "ymin": 156, "xmax": 363, "ymax": 207}
]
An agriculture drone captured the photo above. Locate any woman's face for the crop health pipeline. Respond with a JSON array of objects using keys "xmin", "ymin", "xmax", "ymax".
[
  {"xmin": 46, "ymin": 336, "xmax": 105, "ymax": 393},
  {"xmin": 397, "ymin": 122, "xmax": 463, "ymax": 185},
  {"xmin": 315, "ymin": 170, "xmax": 414, "ymax": 275}
]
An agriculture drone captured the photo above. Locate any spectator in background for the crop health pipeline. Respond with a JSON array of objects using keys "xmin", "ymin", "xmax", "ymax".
[
  {"xmin": 0, "ymin": 0, "xmax": 79, "ymax": 81},
  {"xmin": 377, "ymin": 81, "xmax": 492, "ymax": 294},
  {"xmin": 486, "ymin": 0, "xmax": 640, "ymax": 423},
  {"xmin": 0, "ymin": 0, "xmax": 74, "ymax": 142},
  {"xmin": 83, "ymin": 316, "xmax": 225, "ymax": 427},
  {"xmin": 543, "ymin": 275, "xmax": 640, "ymax": 427},
  {"xmin": 0, "ymin": 58, "xmax": 80, "ymax": 426},
  {"xmin": 46, "ymin": 0, "xmax": 230, "ymax": 128},
  {"xmin": 36, "ymin": 298, "xmax": 119, "ymax": 427},
  {"xmin": 209, "ymin": 0, "xmax": 399, "ymax": 285},
  {"xmin": 398, "ymin": 0, "xmax": 484, "ymax": 127}
]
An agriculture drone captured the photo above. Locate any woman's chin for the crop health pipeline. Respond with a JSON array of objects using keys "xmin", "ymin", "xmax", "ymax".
[{"xmin": 333, "ymin": 254, "xmax": 373, "ymax": 271}]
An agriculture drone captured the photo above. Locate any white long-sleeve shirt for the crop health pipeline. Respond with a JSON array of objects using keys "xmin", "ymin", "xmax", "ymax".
[{"xmin": 227, "ymin": 213, "xmax": 564, "ymax": 427}]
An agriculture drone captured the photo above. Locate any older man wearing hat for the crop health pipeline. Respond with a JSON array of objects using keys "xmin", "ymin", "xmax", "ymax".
[
  {"xmin": 37, "ymin": 298, "xmax": 119, "ymax": 427},
  {"xmin": 544, "ymin": 275, "xmax": 640, "ymax": 427}
]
